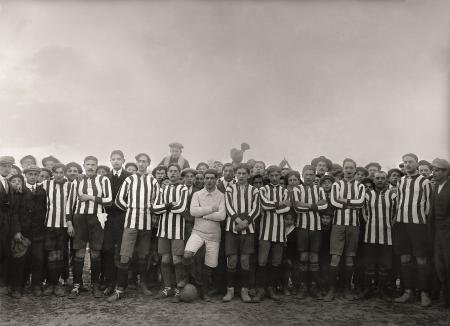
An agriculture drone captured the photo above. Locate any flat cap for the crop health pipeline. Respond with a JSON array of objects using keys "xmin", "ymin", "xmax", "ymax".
[
  {"xmin": 431, "ymin": 158, "xmax": 450, "ymax": 170},
  {"xmin": 23, "ymin": 165, "xmax": 41, "ymax": 174},
  {"xmin": 42, "ymin": 155, "xmax": 60, "ymax": 166},
  {"xmin": 20, "ymin": 155, "xmax": 37, "ymax": 164},
  {"xmin": 0, "ymin": 156, "xmax": 15, "ymax": 165},
  {"xmin": 181, "ymin": 168, "xmax": 197, "ymax": 177},
  {"xmin": 311, "ymin": 156, "xmax": 332, "ymax": 170},
  {"xmin": 266, "ymin": 165, "xmax": 282, "ymax": 175},
  {"xmin": 169, "ymin": 142, "xmax": 184, "ymax": 149},
  {"xmin": 365, "ymin": 162, "xmax": 381, "ymax": 170}
]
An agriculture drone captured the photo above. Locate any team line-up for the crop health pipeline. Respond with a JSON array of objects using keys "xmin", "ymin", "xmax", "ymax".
[{"xmin": 0, "ymin": 141, "xmax": 449, "ymax": 308}]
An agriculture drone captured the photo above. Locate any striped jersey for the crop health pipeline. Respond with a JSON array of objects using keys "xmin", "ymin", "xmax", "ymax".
[
  {"xmin": 395, "ymin": 174, "xmax": 431, "ymax": 224},
  {"xmin": 225, "ymin": 183, "xmax": 260, "ymax": 234},
  {"xmin": 259, "ymin": 184, "xmax": 290, "ymax": 242},
  {"xmin": 66, "ymin": 175, "xmax": 112, "ymax": 219},
  {"xmin": 42, "ymin": 180, "xmax": 71, "ymax": 228},
  {"xmin": 115, "ymin": 173, "xmax": 160, "ymax": 230},
  {"xmin": 292, "ymin": 184, "xmax": 328, "ymax": 231},
  {"xmin": 153, "ymin": 183, "xmax": 188, "ymax": 240},
  {"xmin": 364, "ymin": 188, "xmax": 397, "ymax": 245},
  {"xmin": 330, "ymin": 179, "xmax": 365, "ymax": 226}
]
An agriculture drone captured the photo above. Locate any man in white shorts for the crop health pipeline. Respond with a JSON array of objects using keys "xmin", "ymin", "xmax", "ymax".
[{"xmin": 182, "ymin": 169, "xmax": 226, "ymax": 301}]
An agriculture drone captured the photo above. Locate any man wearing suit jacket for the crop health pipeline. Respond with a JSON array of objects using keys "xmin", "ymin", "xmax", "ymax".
[
  {"xmin": 430, "ymin": 158, "xmax": 450, "ymax": 308},
  {"xmin": 103, "ymin": 150, "xmax": 131, "ymax": 295},
  {"xmin": 0, "ymin": 156, "xmax": 16, "ymax": 293}
]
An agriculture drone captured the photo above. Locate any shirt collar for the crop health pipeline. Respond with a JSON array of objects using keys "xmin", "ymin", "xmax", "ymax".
[
  {"xmin": 113, "ymin": 168, "xmax": 122, "ymax": 177},
  {"xmin": 26, "ymin": 183, "xmax": 35, "ymax": 190}
]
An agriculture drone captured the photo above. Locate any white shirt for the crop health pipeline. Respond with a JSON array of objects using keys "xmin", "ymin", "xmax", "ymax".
[
  {"xmin": 438, "ymin": 180, "xmax": 448, "ymax": 194},
  {"xmin": 26, "ymin": 183, "xmax": 36, "ymax": 191},
  {"xmin": 0, "ymin": 175, "xmax": 8, "ymax": 192},
  {"xmin": 112, "ymin": 168, "xmax": 123, "ymax": 178}
]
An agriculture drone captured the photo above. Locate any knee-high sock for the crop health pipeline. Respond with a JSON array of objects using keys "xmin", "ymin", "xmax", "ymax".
[
  {"xmin": 161, "ymin": 262, "xmax": 174, "ymax": 288},
  {"xmin": 309, "ymin": 261, "xmax": 320, "ymax": 285},
  {"xmin": 327, "ymin": 266, "xmax": 338, "ymax": 288},
  {"xmin": 401, "ymin": 262, "xmax": 415, "ymax": 290},
  {"xmin": 72, "ymin": 257, "xmax": 84, "ymax": 285},
  {"xmin": 343, "ymin": 266, "xmax": 354, "ymax": 290},
  {"xmin": 103, "ymin": 250, "xmax": 116, "ymax": 287},
  {"xmin": 299, "ymin": 261, "xmax": 308, "ymax": 284},
  {"xmin": 174, "ymin": 262, "xmax": 185, "ymax": 286},
  {"xmin": 116, "ymin": 264, "xmax": 129, "ymax": 289},
  {"xmin": 90, "ymin": 257, "xmax": 101, "ymax": 285},
  {"xmin": 202, "ymin": 266, "xmax": 213, "ymax": 293},
  {"xmin": 138, "ymin": 258, "xmax": 148, "ymax": 284},
  {"xmin": 47, "ymin": 261, "xmax": 59, "ymax": 286},
  {"xmin": 241, "ymin": 268, "xmax": 250, "ymax": 288},
  {"xmin": 227, "ymin": 269, "xmax": 237, "ymax": 288},
  {"xmin": 417, "ymin": 264, "xmax": 431, "ymax": 292},
  {"xmin": 270, "ymin": 265, "xmax": 281, "ymax": 288},
  {"xmin": 256, "ymin": 265, "xmax": 267, "ymax": 288}
]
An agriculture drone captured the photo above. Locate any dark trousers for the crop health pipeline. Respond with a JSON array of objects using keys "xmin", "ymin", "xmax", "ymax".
[
  {"xmin": 434, "ymin": 223, "xmax": 450, "ymax": 303},
  {"xmin": 11, "ymin": 240, "xmax": 44, "ymax": 289}
]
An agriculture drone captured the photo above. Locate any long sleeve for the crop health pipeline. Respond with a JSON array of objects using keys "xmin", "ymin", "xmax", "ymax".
[
  {"xmin": 423, "ymin": 181, "xmax": 431, "ymax": 216},
  {"xmin": 259, "ymin": 187, "xmax": 277, "ymax": 210},
  {"xmin": 65, "ymin": 181, "xmax": 77, "ymax": 222},
  {"xmin": 317, "ymin": 188, "xmax": 328, "ymax": 211},
  {"xmin": 171, "ymin": 186, "xmax": 188, "ymax": 214},
  {"xmin": 293, "ymin": 187, "xmax": 310, "ymax": 213},
  {"xmin": 275, "ymin": 188, "xmax": 290, "ymax": 214},
  {"xmin": 247, "ymin": 189, "xmax": 260, "ymax": 222},
  {"xmin": 94, "ymin": 176, "xmax": 112, "ymax": 205},
  {"xmin": 347, "ymin": 184, "xmax": 365, "ymax": 207},
  {"xmin": 115, "ymin": 179, "xmax": 129, "ymax": 211},
  {"xmin": 331, "ymin": 182, "xmax": 344, "ymax": 209},
  {"xmin": 190, "ymin": 192, "xmax": 212, "ymax": 217},
  {"xmin": 225, "ymin": 187, "xmax": 238, "ymax": 220},
  {"xmin": 203, "ymin": 196, "xmax": 226, "ymax": 222},
  {"xmin": 152, "ymin": 189, "xmax": 167, "ymax": 214}
]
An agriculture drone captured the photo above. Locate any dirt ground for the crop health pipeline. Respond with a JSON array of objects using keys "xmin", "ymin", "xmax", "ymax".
[{"xmin": 1, "ymin": 284, "xmax": 449, "ymax": 326}]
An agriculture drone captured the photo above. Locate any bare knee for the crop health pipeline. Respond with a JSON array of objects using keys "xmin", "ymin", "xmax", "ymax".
[
  {"xmin": 416, "ymin": 256, "xmax": 427, "ymax": 265},
  {"xmin": 90, "ymin": 249, "xmax": 101, "ymax": 260},
  {"xmin": 309, "ymin": 253, "xmax": 319, "ymax": 263},
  {"xmin": 172, "ymin": 255, "xmax": 182, "ymax": 265},
  {"xmin": 300, "ymin": 252, "xmax": 309, "ymax": 262},
  {"xmin": 161, "ymin": 254, "xmax": 172, "ymax": 264},
  {"xmin": 75, "ymin": 249, "xmax": 85, "ymax": 260},
  {"xmin": 227, "ymin": 255, "xmax": 238, "ymax": 270},
  {"xmin": 345, "ymin": 256, "xmax": 354, "ymax": 267},
  {"xmin": 330, "ymin": 254, "xmax": 341, "ymax": 267},
  {"xmin": 400, "ymin": 254, "xmax": 411, "ymax": 264},
  {"xmin": 240, "ymin": 255, "xmax": 250, "ymax": 271}
]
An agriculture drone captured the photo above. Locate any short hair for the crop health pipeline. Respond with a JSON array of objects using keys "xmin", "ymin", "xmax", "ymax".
[
  {"xmin": 418, "ymin": 160, "xmax": 431, "ymax": 169},
  {"xmin": 302, "ymin": 165, "xmax": 315, "ymax": 174},
  {"xmin": 8, "ymin": 174, "xmax": 24, "ymax": 184},
  {"xmin": 234, "ymin": 163, "xmax": 251, "ymax": 174},
  {"xmin": 84, "ymin": 156, "xmax": 98, "ymax": 164},
  {"xmin": 97, "ymin": 165, "xmax": 110, "ymax": 173},
  {"xmin": 266, "ymin": 165, "xmax": 282, "ymax": 175},
  {"xmin": 320, "ymin": 175, "xmax": 335, "ymax": 185},
  {"xmin": 387, "ymin": 168, "xmax": 402, "ymax": 178},
  {"xmin": 135, "ymin": 153, "xmax": 151, "ymax": 163},
  {"xmin": 222, "ymin": 163, "xmax": 234, "ymax": 171},
  {"xmin": 254, "ymin": 161, "xmax": 266, "ymax": 168},
  {"xmin": 52, "ymin": 163, "xmax": 67, "ymax": 173},
  {"xmin": 125, "ymin": 162, "xmax": 138, "ymax": 170},
  {"xmin": 402, "ymin": 153, "xmax": 418, "ymax": 162},
  {"xmin": 342, "ymin": 158, "xmax": 357, "ymax": 168},
  {"xmin": 203, "ymin": 169, "xmax": 218, "ymax": 178},
  {"xmin": 40, "ymin": 168, "xmax": 53, "ymax": 177},
  {"xmin": 167, "ymin": 163, "xmax": 181, "ymax": 172},
  {"xmin": 285, "ymin": 170, "xmax": 301, "ymax": 181},
  {"xmin": 152, "ymin": 165, "xmax": 167, "ymax": 176},
  {"xmin": 196, "ymin": 162, "xmax": 209, "ymax": 170},
  {"xmin": 66, "ymin": 162, "xmax": 83, "ymax": 174},
  {"xmin": 362, "ymin": 177, "xmax": 375, "ymax": 188},
  {"xmin": 251, "ymin": 174, "xmax": 264, "ymax": 182},
  {"xmin": 374, "ymin": 171, "xmax": 387, "ymax": 178},
  {"xmin": 355, "ymin": 167, "xmax": 369, "ymax": 177},
  {"xmin": 365, "ymin": 162, "xmax": 381, "ymax": 171},
  {"xmin": 110, "ymin": 150, "xmax": 125, "ymax": 159}
]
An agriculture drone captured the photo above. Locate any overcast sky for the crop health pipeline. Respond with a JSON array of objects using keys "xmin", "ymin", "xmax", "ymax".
[{"xmin": 0, "ymin": 0, "xmax": 448, "ymax": 170}]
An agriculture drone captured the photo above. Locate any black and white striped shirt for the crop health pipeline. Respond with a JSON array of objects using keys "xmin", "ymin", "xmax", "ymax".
[
  {"xmin": 293, "ymin": 184, "xmax": 328, "ymax": 231},
  {"xmin": 66, "ymin": 175, "xmax": 112, "ymax": 219},
  {"xmin": 259, "ymin": 184, "xmax": 290, "ymax": 242},
  {"xmin": 42, "ymin": 180, "xmax": 70, "ymax": 228},
  {"xmin": 364, "ymin": 188, "xmax": 397, "ymax": 245},
  {"xmin": 330, "ymin": 179, "xmax": 365, "ymax": 226},
  {"xmin": 153, "ymin": 183, "xmax": 188, "ymax": 240},
  {"xmin": 115, "ymin": 173, "xmax": 160, "ymax": 230},
  {"xmin": 395, "ymin": 174, "xmax": 431, "ymax": 224},
  {"xmin": 225, "ymin": 183, "xmax": 260, "ymax": 234}
]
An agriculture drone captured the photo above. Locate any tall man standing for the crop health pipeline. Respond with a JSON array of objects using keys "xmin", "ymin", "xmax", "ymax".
[
  {"xmin": 66, "ymin": 156, "xmax": 112, "ymax": 299},
  {"xmin": 393, "ymin": 153, "xmax": 432, "ymax": 307},
  {"xmin": 107, "ymin": 153, "xmax": 159, "ymax": 302},
  {"xmin": 103, "ymin": 150, "xmax": 131, "ymax": 295}
]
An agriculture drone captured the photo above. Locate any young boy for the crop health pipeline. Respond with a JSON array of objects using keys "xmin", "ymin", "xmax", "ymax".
[
  {"xmin": 152, "ymin": 163, "xmax": 188, "ymax": 302},
  {"xmin": 41, "ymin": 163, "xmax": 71, "ymax": 297},
  {"xmin": 107, "ymin": 153, "xmax": 159, "ymax": 302},
  {"xmin": 254, "ymin": 165, "xmax": 290, "ymax": 302},
  {"xmin": 293, "ymin": 165, "xmax": 328, "ymax": 299},
  {"xmin": 223, "ymin": 163, "xmax": 260, "ymax": 303}
]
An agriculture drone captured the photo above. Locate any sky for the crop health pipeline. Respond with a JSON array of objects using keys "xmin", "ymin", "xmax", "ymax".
[{"xmin": 0, "ymin": 0, "xmax": 448, "ymax": 171}]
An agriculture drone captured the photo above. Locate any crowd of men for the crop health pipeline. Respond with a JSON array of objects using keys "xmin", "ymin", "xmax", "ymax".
[{"xmin": 0, "ymin": 141, "xmax": 449, "ymax": 309}]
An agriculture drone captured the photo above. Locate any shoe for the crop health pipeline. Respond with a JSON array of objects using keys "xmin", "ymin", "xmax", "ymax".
[
  {"xmin": 323, "ymin": 287, "xmax": 335, "ymax": 302},
  {"xmin": 296, "ymin": 283, "xmax": 308, "ymax": 300},
  {"xmin": 421, "ymin": 292, "xmax": 431, "ymax": 307},
  {"xmin": 11, "ymin": 289, "xmax": 22, "ymax": 299},
  {"xmin": 103, "ymin": 286, "xmax": 115, "ymax": 297},
  {"xmin": 355, "ymin": 287, "xmax": 370, "ymax": 300},
  {"xmin": 249, "ymin": 288, "xmax": 257, "ymax": 297},
  {"xmin": 394, "ymin": 290, "xmax": 412, "ymax": 303},
  {"xmin": 171, "ymin": 288, "xmax": 181, "ymax": 303},
  {"xmin": 177, "ymin": 279, "xmax": 187, "ymax": 289},
  {"xmin": 92, "ymin": 284, "xmax": 104, "ymax": 298},
  {"xmin": 266, "ymin": 286, "xmax": 280, "ymax": 301},
  {"xmin": 283, "ymin": 287, "xmax": 291, "ymax": 296},
  {"xmin": 139, "ymin": 282, "xmax": 153, "ymax": 296},
  {"xmin": 32, "ymin": 286, "xmax": 43, "ymax": 297},
  {"xmin": 54, "ymin": 285, "xmax": 66, "ymax": 297},
  {"xmin": 309, "ymin": 282, "xmax": 322, "ymax": 299},
  {"xmin": 106, "ymin": 289, "xmax": 124, "ymax": 303},
  {"xmin": 252, "ymin": 288, "xmax": 265, "ymax": 303},
  {"xmin": 43, "ymin": 285, "xmax": 55, "ymax": 296},
  {"xmin": 344, "ymin": 289, "xmax": 356, "ymax": 301},
  {"xmin": 241, "ymin": 288, "xmax": 252, "ymax": 303},
  {"xmin": 0, "ymin": 286, "xmax": 9, "ymax": 295},
  {"xmin": 154, "ymin": 287, "xmax": 173, "ymax": 300},
  {"xmin": 222, "ymin": 287, "xmax": 235, "ymax": 302},
  {"xmin": 68, "ymin": 284, "xmax": 80, "ymax": 299},
  {"xmin": 202, "ymin": 292, "xmax": 212, "ymax": 302}
]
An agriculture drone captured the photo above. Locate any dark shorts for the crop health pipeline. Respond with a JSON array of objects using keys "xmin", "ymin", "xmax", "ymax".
[
  {"xmin": 102, "ymin": 212, "xmax": 125, "ymax": 251},
  {"xmin": 258, "ymin": 240, "xmax": 283, "ymax": 266},
  {"xmin": 72, "ymin": 214, "xmax": 104, "ymax": 251},
  {"xmin": 329, "ymin": 224, "xmax": 359, "ymax": 257},
  {"xmin": 363, "ymin": 243, "xmax": 393, "ymax": 272},
  {"xmin": 120, "ymin": 228, "xmax": 151, "ymax": 259},
  {"xmin": 225, "ymin": 232, "xmax": 255, "ymax": 256},
  {"xmin": 393, "ymin": 222, "xmax": 429, "ymax": 257},
  {"xmin": 44, "ymin": 228, "xmax": 68, "ymax": 251},
  {"xmin": 297, "ymin": 228, "xmax": 322, "ymax": 253},
  {"xmin": 157, "ymin": 237, "xmax": 185, "ymax": 256}
]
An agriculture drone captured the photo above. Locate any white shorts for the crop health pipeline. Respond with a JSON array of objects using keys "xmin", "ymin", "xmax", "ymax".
[{"xmin": 185, "ymin": 232, "xmax": 220, "ymax": 268}]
